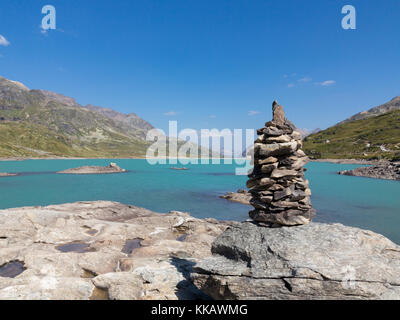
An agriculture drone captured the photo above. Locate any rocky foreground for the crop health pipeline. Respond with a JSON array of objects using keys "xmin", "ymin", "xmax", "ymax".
[
  {"xmin": 338, "ymin": 162, "xmax": 400, "ymax": 181},
  {"xmin": 0, "ymin": 201, "xmax": 232, "ymax": 300},
  {"xmin": 1, "ymin": 201, "xmax": 400, "ymax": 300},
  {"xmin": 192, "ymin": 222, "xmax": 400, "ymax": 300},
  {"xmin": 58, "ymin": 163, "xmax": 126, "ymax": 175}
]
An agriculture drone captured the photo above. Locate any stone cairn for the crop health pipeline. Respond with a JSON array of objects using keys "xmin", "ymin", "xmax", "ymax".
[{"xmin": 247, "ymin": 101, "xmax": 315, "ymax": 226}]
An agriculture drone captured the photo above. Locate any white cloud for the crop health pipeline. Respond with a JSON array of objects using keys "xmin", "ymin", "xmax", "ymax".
[
  {"xmin": 164, "ymin": 111, "xmax": 178, "ymax": 116},
  {"xmin": 248, "ymin": 110, "xmax": 260, "ymax": 116},
  {"xmin": 0, "ymin": 35, "xmax": 10, "ymax": 46},
  {"xmin": 39, "ymin": 24, "xmax": 65, "ymax": 36},
  {"xmin": 209, "ymin": 115, "xmax": 216, "ymax": 119},
  {"xmin": 283, "ymin": 73, "xmax": 297, "ymax": 78},
  {"xmin": 298, "ymin": 77, "xmax": 312, "ymax": 83},
  {"xmin": 317, "ymin": 80, "xmax": 336, "ymax": 87},
  {"xmin": 288, "ymin": 83, "xmax": 295, "ymax": 88},
  {"xmin": 39, "ymin": 24, "xmax": 50, "ymax": 36}
]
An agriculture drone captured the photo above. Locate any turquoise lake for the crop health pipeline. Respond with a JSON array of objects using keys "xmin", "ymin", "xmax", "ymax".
[{"xmin": 0, "ymin": 159, "xmax": 399, "ymax": 244}]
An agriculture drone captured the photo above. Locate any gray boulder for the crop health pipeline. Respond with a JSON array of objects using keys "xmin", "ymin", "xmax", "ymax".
[{"xmin": 191, "ymin": 222, "xmax": 400, "ymax": 300}]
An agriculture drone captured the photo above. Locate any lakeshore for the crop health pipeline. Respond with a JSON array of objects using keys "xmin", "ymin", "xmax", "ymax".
[
  {"xmin": 0, "ymin": 156, "xmax": 385, "ymax": 169},
  {"xmin": 338, "ymin": 162, "xmax": 400, "ymax": 181},
  {"xmin": 0, "ymin": 159, "xmax": 399, "ymax": 244},
  {"xmin": 310, "ymin": 158, "xmax": 381, "ymax": 165}
]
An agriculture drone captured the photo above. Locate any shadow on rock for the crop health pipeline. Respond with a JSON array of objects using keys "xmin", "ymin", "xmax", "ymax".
[{"xmin": 170, "ymin": 257, "xmax": 212, "ymax": 300}]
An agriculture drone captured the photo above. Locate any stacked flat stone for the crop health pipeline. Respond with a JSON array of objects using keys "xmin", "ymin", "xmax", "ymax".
[{"xmin": 247, "ymin": 101, "xmax": 315, "ymax": 226}]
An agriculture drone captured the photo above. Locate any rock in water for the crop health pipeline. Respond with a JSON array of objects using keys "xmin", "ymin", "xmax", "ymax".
[
  {"xmin": 248, "ymin": 101, "xmax": 315, "ymax": 226},
  {"xmin": 191, "ymin": 222, "xmax": 400, "ymax": 300},
  {"xmin": 57, "ymin": 163, "xmax": 126, "ymax": 174},
  {"xmin": 0, "ymin": 173, "xmax": 18, "ymax": 177}
]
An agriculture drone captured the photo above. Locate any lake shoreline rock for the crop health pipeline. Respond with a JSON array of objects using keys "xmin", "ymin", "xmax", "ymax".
[
  {"xmin": 219, "ymin": 189, "xmax": 251, "ymax": 205},
  {"xmin": 57, "ymin": 163, "xmax": 126, "ymax": 175},
  {"xmin": 191, "ymin": 221, "xmax": 400, "ymax": 300},
  {"xmin": 311, "ymin": 158, "xmax": 381, "ymax": 165},
  {"xmin": 0, "ymin": 201, "xmax": 234, "ymax": 300},
  {"xmin": 338, "ymin": 162, "xmax": 400, "ymax": 181}
]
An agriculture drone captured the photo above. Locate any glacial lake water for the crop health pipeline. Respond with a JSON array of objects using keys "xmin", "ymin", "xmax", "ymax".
[{"xmin": 0, "ymin": 159, "xmax": 399, "ymax": 244}]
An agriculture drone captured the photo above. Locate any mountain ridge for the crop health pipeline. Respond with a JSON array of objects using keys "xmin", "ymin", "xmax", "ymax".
[
  {"xmin": 341, "ymin": 96, "xmax": 400, "ymax": 123},
  {"xmin": 0, "ymin": 75, "xmax": 154, "ymax": 158},
  {"xmin": 0, "ymin": 75, "xmax": 217, "ymax": 159}
]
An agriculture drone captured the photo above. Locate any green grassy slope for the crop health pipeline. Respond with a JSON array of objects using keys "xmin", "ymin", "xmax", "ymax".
[
  {"xmin": 0, "ymin": 122, "xmax": 151, "ymax": 158},
  {"xmin": 303, "ymin": 110, "xmax": 400, "ymax": 161}
]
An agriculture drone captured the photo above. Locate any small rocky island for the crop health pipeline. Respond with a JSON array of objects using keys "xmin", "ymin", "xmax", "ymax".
[
  {"xmin": 338, "ymin": 161, "xmax": 400, "ymax": 181},
  {"xmin": 192, "ymin": 101, "xmax": 400, "ymax": 300},
  {"xmin": 58, "ymin": 163, "xmax": 126, "ymax": 175},
  {"xmin": 0, "ymin": 173, "xmax": 18, "ymax": 177}
]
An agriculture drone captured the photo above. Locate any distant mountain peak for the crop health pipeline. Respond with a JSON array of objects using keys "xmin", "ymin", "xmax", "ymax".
[
  {"xmin": 39, "ymin": 90, "xmax": 79, "ymax": 107},
  {"xmin": 296, "ymin": 127, "xmax": 321, "ymax": 138},
  {"xmin": 343, "ymin": 95, "xmax": 400, "ymax": 123},
  {"xmin": 84, "ymin": 104, "xmax": 154, "ymax": 134},
  {"xmin": 0, "ymin": 75, "xmax": 29, "ymax": 91}
]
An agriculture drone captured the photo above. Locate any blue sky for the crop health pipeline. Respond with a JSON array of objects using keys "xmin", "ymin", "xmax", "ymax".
[{"xmin": 0, "ymin": 0, "xmax": 399, "ymax": 134}]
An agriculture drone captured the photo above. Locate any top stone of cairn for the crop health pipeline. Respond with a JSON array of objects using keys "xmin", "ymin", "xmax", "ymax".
[
  {"xmin": 272, "ymin": 100, "xmax": 286, "ymax": 125},
  {"xmin": 247, "ymin": 101, "xmax": 315, "ymax": 227}
]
